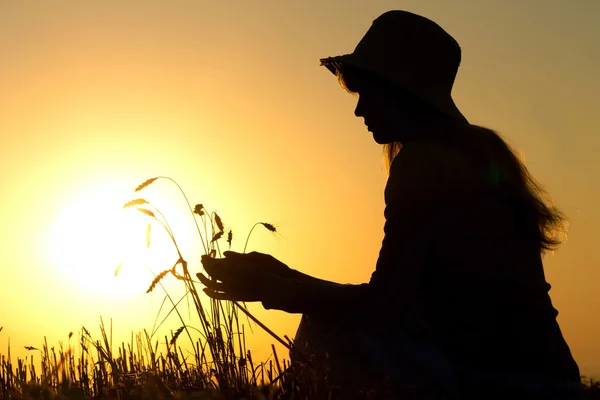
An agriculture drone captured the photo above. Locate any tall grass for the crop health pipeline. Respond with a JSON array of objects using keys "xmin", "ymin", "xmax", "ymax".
[
  {"xmin": 0, "ymin": 322, "xmax": 329, "ymax": 399},
  {"xmin": 122, "ymin": 177, "xmax": 313, "ymax": 376},
  {"xmin": 1, "ymin": 177, "xmax": 337, "ymax": 399}
]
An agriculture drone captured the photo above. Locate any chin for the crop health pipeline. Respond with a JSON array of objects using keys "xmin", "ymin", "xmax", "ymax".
[{"xmin": 372, "ymin": 132, "xmax": 395, "ymax": 145}]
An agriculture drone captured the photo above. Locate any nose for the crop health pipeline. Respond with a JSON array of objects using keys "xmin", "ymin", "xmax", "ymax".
[{"xmin": 354, "ymin": 96, "xmax": 365, "ymax": 118}]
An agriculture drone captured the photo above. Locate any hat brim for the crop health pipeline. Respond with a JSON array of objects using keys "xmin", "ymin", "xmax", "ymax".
[
  {"xmin": 320, "ymin": 55, "xmax": 468, "ymax": 124},
  {"xmin": 320, "ymin": 54, "xmax": 354, "ymax": 76}
]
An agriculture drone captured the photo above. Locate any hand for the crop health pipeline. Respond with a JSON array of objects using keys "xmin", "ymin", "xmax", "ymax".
[{"xmin": 198, "ymin": 251, "xmax": 293, "ymax": 302}]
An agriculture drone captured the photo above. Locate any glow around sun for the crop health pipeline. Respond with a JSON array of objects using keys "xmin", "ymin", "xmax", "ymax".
[{"xmin": 45, "ymin": 182, "xmax": 182, "ymax": 301}]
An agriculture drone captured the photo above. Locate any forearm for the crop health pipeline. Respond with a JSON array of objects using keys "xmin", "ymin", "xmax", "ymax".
[
  {"xmin": 262, "ymin": 277, "xmax": 370, "ymax": 317},
  {"xmin": 286, "ymin": 268, "xmax": 339, "ymax": 286},
  {"xmin": 262, "ymin": 275, "xmax": 432, "ymax": 337}
]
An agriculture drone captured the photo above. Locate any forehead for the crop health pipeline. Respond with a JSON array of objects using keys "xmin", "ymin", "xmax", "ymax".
[
  {"xmin": 340, "ymin": 66, "xmax": 373, "ymax": 93},
  {"xmin": 342, "ymin": 67, "xmax": 419, "ymax": 106},
  {"xmin": 343, "ymin": 76, "xmax": 384, "ymax": 100},
  {"xmin": 340, "ymin": 65, "xmax": 398, "ymax": 97}
]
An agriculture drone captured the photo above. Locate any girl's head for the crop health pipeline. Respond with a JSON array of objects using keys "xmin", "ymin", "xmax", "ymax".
[{"xmin": 336, "ymin": 63, "xmax": 465, "ymax": 145}]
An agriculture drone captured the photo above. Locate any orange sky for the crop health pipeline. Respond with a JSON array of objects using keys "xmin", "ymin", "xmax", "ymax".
[{"xmin": 1, "ymin": 1, "xmax": 599, "ymax": 379}]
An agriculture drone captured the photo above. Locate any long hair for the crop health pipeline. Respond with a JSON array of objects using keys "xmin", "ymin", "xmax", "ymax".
[{"xmin": 336, "ymin": 64, "xmax": 567, "ymax": 252}]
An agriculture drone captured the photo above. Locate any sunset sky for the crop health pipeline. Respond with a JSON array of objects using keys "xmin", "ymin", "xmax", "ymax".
[{"xmin": 1, "ymin": 0, "xmax": 599, "ymax": 379}]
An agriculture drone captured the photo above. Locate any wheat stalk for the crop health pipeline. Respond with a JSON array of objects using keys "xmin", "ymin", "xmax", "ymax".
[
  {"xmin": 211, "ymin": 231, "xmax": 224, "ymax": 243},
  {"xmin": 137, "ymin": 208, "xmax": 156, "ymax": 219},
  {"xmin": 261, "ymin": 222, "xmax": 277, "ymax": 232},
  {"xmin": 227, "ymin": 230, "xmax": 233, "ymax": 248},
  {"xmin": 135, "ymin": 177, "xmax": 158, "ymax": 192},
  {"xmin": 122, "ymin": 198, "xmax": 148, "ymax": 208},
  {"xmin": 243, "ymin": 222, "xmax": 278, "ymax": 253},
  {"xmin": 146, "ymin": 269, "xmax": 171, "ymax": 293},
  {"xmin": 145, "ymin": 223, "xmax": 152, "ymax": 248},
  {"xmin": 170, "ymin": 326, "xmax": 185, "ymax": 346},
  {"xmin": 214, "ymin": 212, "xmax": 224, "ymax": 232},
  {"xmin": 123, "ymin": 176, "xmax": 315, "ymax": 388},
  {"xmin": 113, "ymin": 262, "xmax": 123, "ymax": 277}
]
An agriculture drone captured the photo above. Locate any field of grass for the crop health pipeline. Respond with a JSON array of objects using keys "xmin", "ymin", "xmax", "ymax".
[
  {"xmin": 0, "ymin": 177, "xmax": 347, "ymax": 399},
  {"xmin": 1, "ymin": 327, "xmax": 599, "ymax": 399},
  {"xmin": 2, "ymin": 177, "xmax": 597, "ymax": 399},
  {"xmin": 0, "ymin": 322, "xmax": 339, "ymax": 400}
]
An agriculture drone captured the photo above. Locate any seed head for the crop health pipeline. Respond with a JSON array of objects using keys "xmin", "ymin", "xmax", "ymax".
[
  {"xmin": 261, "ymin": 222, "xmax": 277, "ymax": 232},
  {"xmin": 123, "ymin": 198, "xmax": 148, "ymax": 209},
  {"xmin": 146, "ymin": 269, "xmax": 171, "ymax": 293},
  {"xmin": 211, "ymin": 231, "xmax": 223, "ymax": 243},
  {"xmin": 194, "ymin": 204, "xmax": 204, "ymax": 216},
  {"xmin": 145, "ymin": 224, "xmax": 152, "ymax": 248},
  {"xmin": 137, "ymin": 208, "xmax": 156, "ymax": 219},
  {"xmin": 114, "ymin": 262, "xmax": 123, "ymax": 277},
  {"xmin": 214, "ymin": 213, "xmax": 224, "ymax": 232},
  {"xmin": 135, "ymin": 177, "xmax": 158, "ymax": 192},
  {"xmin": 170, "ymin": 326, "xmax": 185, "ymax": 346}
]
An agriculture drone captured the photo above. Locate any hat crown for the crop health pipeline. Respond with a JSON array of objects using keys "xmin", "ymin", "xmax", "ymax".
[
  {"xmin": 353, "ymin": 10, "xmax": 461, "ymax": 97},
  {"xmin": 320, "ymin": 10, "xmax": 468, "ymax": 123}
]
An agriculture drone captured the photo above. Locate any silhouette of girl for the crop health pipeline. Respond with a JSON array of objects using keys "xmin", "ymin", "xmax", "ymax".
[{"xmin": 199, "ymin": 10, "xmax": 581, "ymax": 399}]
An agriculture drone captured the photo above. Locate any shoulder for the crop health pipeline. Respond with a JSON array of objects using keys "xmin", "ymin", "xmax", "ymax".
[
  {"xmin": 388, "ymin": 139, "xmax": 473, "ymax": 189},
  {"xmin": 384, "ymin": 138, "xmax": 482, "ymax": 213}
]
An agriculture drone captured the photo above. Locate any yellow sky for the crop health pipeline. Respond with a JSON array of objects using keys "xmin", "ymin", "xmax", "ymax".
[{"xmin": 1, "ymin": 0, "xmax": 599, "ymax": 378}]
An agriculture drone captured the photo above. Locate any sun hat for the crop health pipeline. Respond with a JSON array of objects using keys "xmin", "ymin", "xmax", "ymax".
[{"xmin": 320, "ymin": 10, "xmax": 468, "ymax": 123}]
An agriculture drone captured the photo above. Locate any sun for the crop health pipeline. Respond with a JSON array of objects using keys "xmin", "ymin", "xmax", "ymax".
[{"xmin": 46, "ymin": 181, "xmax": 180, "ymax": 301}]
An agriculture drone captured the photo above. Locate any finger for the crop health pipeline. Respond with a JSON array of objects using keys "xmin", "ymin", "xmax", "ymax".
[
  {"xmin": 225, "ymin": 250, "xmax": 267, "ymax": 258},
  {"xmin": 196, "ymin": 272, "xmax": 210, "ymax": 284},
  {"xmin": 202, "ymin": 286, "xmax": 260, "ymax": 302},
  {"xmin": 201, "ymin": 254, "xmax": 221, "ymax": 266},
  {"xmin": 223, "ymin": 250, "xmax": 263, "ymax": 259},
  {"xmin": 223, "ymin": 251, "xmax": 243, "ymax": 258},
  {"xmin": 200, "ymin": 255, "xmax": 215, "ymax": 270},
  {"xmin": 200, "ymin": 256, "xmax": 228, "ymax": 280},
  {"xmin": 202, "ymin": 288, "xmax": 238, "ymax": 301},
  {"xmin": 196, "ymin": 273, "xmax": 226, "ymax": 291}
]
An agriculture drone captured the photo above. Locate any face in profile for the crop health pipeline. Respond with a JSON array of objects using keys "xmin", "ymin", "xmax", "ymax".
[{"xmin": 353, "ymin": 78, "xmax": 423, "ymax": 145}]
